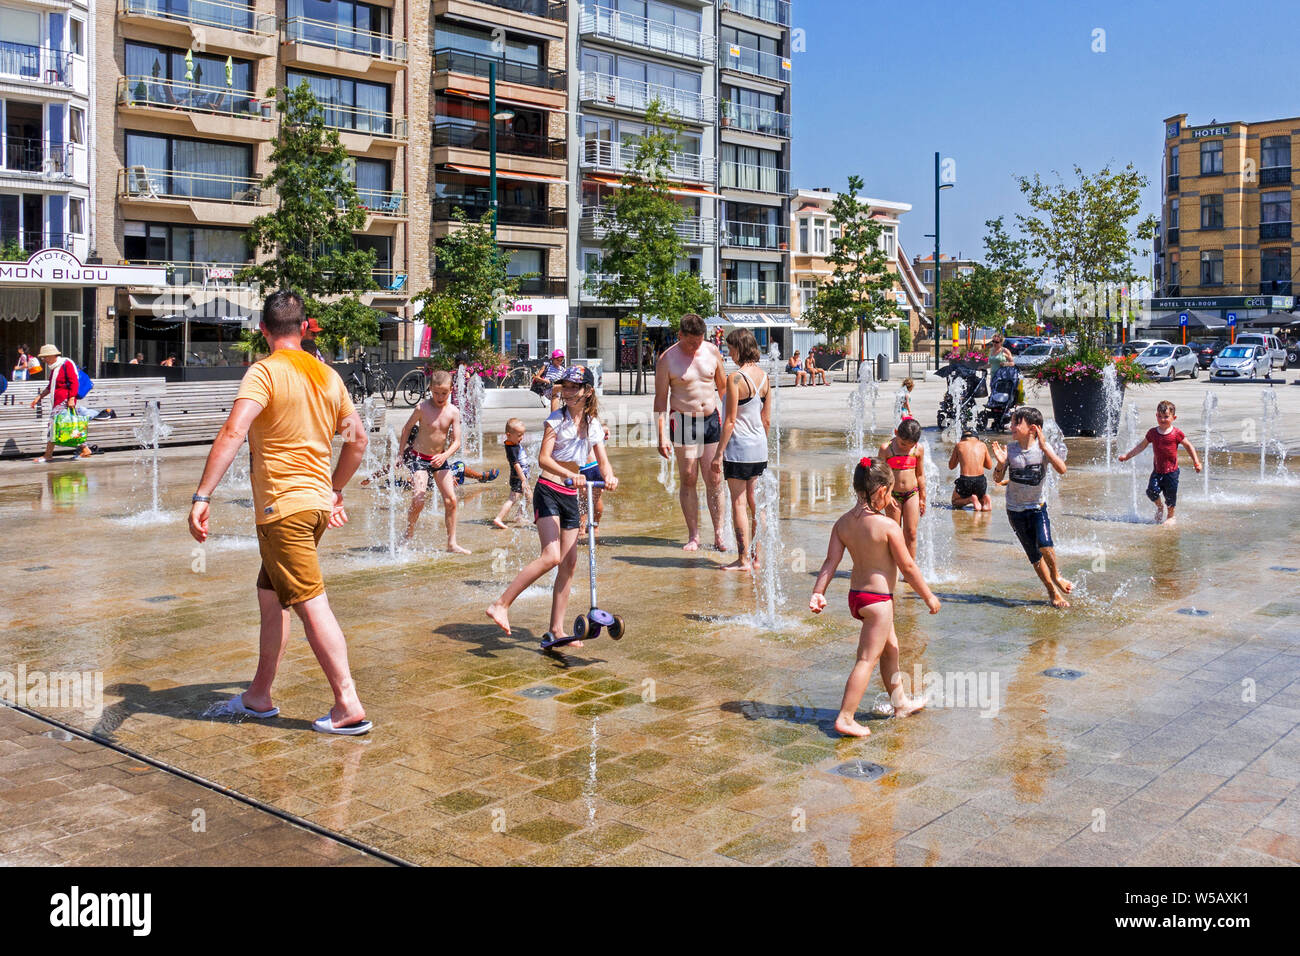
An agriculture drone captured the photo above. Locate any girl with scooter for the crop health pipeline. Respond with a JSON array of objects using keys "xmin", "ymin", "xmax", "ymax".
[{"xmin": 486, "ymin": 367, "xmax": 618, "ymax": 646}]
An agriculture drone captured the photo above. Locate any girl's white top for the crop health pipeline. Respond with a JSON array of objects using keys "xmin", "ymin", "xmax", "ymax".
[{"xmin": 545, "ymin": 409, "xmax": 604, "ymax": 464}]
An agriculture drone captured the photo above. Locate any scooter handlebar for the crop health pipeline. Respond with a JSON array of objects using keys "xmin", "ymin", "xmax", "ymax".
[{"xmin": 586, "ymin": 480, "xmax": 606, "ymax": 489}]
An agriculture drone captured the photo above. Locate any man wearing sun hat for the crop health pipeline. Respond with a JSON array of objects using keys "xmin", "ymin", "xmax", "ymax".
[{"xmin": 29, "ymin": 344, "xmax": 95, "ymax": 462}]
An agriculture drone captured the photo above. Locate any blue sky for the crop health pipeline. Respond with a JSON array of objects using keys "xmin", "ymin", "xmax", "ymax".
[{"xmin": 791, "ymin": 0, "xmax": 1300, "ymax": 262}]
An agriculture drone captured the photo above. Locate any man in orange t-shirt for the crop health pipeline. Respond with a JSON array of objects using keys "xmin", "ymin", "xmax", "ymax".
[{"xmin": 188, "ymin": 291, "xmax": 373, "ymax": 735}]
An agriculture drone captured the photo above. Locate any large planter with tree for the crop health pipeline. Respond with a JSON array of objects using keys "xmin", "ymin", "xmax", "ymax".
[{"xmin": 1034, "ymin": 354, "xmax": 1147, "ymax": 436}]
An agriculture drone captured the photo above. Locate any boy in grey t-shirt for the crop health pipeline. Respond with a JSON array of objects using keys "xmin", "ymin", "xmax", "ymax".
[{"xmin": 991, "ymin": 406, "xmax": 1072, "ymax": 608}]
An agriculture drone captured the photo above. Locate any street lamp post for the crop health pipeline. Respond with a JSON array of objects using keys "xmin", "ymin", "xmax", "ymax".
[
  {"xmin": 930, "ymin": 152, "xmax": 955, "ymax": 369},
  {"xmin": 487, "ymin": 62, "xmax": 514, "ymax": 352}
]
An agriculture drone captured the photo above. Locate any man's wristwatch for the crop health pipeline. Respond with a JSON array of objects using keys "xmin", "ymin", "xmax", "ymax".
[{"xmin": 192, "ymin": 494, "xmax": 211, "ymax": 503}]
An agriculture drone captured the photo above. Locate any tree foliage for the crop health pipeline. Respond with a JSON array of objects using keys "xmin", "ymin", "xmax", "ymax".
[{"xmin": 590, "ymin": 100, "xmax": 716, "ymax": 392}]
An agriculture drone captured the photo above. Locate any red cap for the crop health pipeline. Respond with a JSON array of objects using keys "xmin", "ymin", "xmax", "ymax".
[{"xmin": 306, "ymin": 318, "xmax": 322, "ymax": 333}]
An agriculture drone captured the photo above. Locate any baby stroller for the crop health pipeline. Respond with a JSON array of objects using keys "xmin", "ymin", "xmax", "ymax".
[
  {"xmin": 935, "ymin": 363, "xmax": 987, "ymax": 431},
  {"xmin": 978, "ymin": 364, "xmax": 1023, "ymax": 432}
]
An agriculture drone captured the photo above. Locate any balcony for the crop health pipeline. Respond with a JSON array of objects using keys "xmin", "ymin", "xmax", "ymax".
[
  {"xmin": 1260, "ymin": 166, "xmax": 1292, "ymax": 187},
  {"xmin": 722, "ymin": 278, "xmax": 789, "ymax": 307},
  {"xmin": 434, "ymin": 49, "xmax": 566, "ymax": 91},
  {"xmin": 434, "ymin": 274, "xmax": 566, "ymax": 296},
  {"xmin": 118, "ymin": 0, "xmax": 278, "ymax": 58},
  {"xmin": 118, "ymin": 166, "xmax": 273, "ymax": 226},
  {"xmin": 722, "ymin": 220, "xmax": 788, "ymax": 250},
  {"xmin": 0, "ymin": 41, "xmax": 84, "ymax": 94},
  {"xmin": 10, "ymin": 230, "xmax": 81, "ymax": 255},
  {"xmin": 581, "ymin": 205, "xmax": 716, "ymax": 244},
  {"xmin": 1, "ymin": 138, "xmax": 87, "ymax": 184},
  {"xmin": 720, "ymin": 102, "xmax": 790, "ymax": 138},
  {"xmin": 1166, "ymin": 175, "xmax": 1178, "ymax": 194},
  {"xmin": 282, "ymin": 17, "xmax": 407, "ymax": 72},
  {"xmin": 308, "ymin": 101, "xmax": 407, "ymax": 146},
  {"xmin": 720, "ymin": 161, "xmax": 788, "ymax": 194},
  {"xmin": 578, "ymin": 6, "xmax": 716, "ymax": 64},
  {"xmin": 433, "ymin": 122, "xmax": 565, "ymax": 160},
  {"xmin": 1260, "ymin": 221, "xmax": 1292, "ymax": 241},
  {"xmin": 117, "ymin": 76, "xmax": 275, "ymax": 141},
  {"xmin": 473, "ymin": 0, "xmax": 567, "ymax": 19},
  {"xmin": 581, "ymin": 139, "xmax": 714, "ymax": 183},
  {"xmin": 120, "ymin": 259, "xmax": 256, "ymax": 288},
  {"xmin": 719, "ymin": 43, "xmax": 790, "ymax": 83},
  {"xmin": 1260, "ymin": 281, "xmax": 1293, "ymax": 295},
  {"xmin": 354, "ymin": 187, "xmax": 406, "ymax": 218},
  {"xmin": 721, "ymin": 0, "xmax": 791, "ymax": 27},
  {"xmin": 433, "ymin": 198, "xmax": 566, "ymax": 229},
  {"xmin": 579, "ymin": 72, "xmax": 715, "ymax": 125}
]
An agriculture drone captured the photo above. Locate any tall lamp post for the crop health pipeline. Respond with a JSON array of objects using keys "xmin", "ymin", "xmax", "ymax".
[
  {"xmin": 487, "ymin": 61, "xmax": 514, "ymax": 350},
  {"xmin": 927, "ymin": 151, "xmax": 955, "ymax": 368}
]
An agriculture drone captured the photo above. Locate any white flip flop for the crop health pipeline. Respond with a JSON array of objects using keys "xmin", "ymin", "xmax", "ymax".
[
  {"xmin": 212, "ymin": 695, "xmax": 279, "ymax": 719},
  {"xmin": 313, "ymin": 714, "xmax": 372, "ymax": 736}
]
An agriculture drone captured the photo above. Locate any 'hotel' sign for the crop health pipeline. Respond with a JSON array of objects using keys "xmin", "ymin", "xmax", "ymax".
[{"xmin": 0, "ymin": 248, "xmax": 168, "ymax": 287}]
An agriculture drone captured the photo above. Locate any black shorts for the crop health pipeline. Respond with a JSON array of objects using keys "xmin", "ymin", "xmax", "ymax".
[
  {"xmin": 954, "ymin": 475, "xmax": 987, "ymax": 499},
  {"xmin": 669, "ymin": 408, "xmax": 721, "ymax": 447},
  {"xmin": 410, "ymin": 455, "xmax": 452, "ymax": 477},
  {"xmin": 509, "ymin": 473, "xmax": 525, "ymax": 494},
  {"xmin": 1007, "ymin": 506, "xmax": 1054, "ymax": 565},
  {"xmin": 723, "ymin": 460, "xmax": 767, "ymax": 481},
  {"xmin": 1146, "ymin": 468, "xmax": 1179, "ymax": 507},
  {"xmin": 580, "ymin": 462, "xmax": 603, "ymax": 485},
  {"xmin": 533, "ymin": 480, "xmax": 580, "ymax": 530}
]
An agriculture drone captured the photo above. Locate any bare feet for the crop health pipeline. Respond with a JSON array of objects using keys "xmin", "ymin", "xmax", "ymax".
[
  {"xmin": 1049, "ymin": 591, "xmax": 1071, "ymax": 609},
  {"xmin": 1164, "ymin": 515, "xmax": 1177, "ymax": 526},
  {"xmin": 714, "ymin": 534, "xmax": 728, "ymax": 552},
  {"xmin": 485, "ymin": 602, "xmax": 511, "ymax": 634},
  {"xmin": 448, "ymin": 542, "xmax": 471, "ymax": 555},
  {"xmin": 1054, "ymin": 575, "xmax": 1074, "ymax": 594},
  {"xmin": 329, "ymin": 702, "xmax": 367, "ymax": 728},
  {"xmin": 1154, "ymin": 500, "xmax": 1166, "ymax": 524},
  {"xmin": 834, "ymin": 714, "xmax": 872, "ymax": 737},
  {"xmin": 682, "ymin": 537, "xmax": 701, "ymax": 552},
  {"xmin": 492, "ymin": 518, "xmax": 508, "ymax": 529},
  {"xmin": 721, "ymin": 559, "xmax": 753, "ymax": 573},
  {"xmin": 892, "ymin": 694, "xmax": 927, "ymax": 718}
]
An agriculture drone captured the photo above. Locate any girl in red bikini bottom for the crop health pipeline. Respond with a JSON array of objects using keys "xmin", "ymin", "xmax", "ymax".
[
  {"xmin": 879, "ymin": 417, "xmax": 926, "ymax": 559},
  {"xmin": 809, "ymin": 456, "xmax": 942, "ymax": 738}
]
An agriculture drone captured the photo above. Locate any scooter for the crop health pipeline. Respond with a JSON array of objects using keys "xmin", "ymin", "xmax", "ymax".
[{"xmin": 541, "ymin": 481, "xmax": 625, "ymax": 650}]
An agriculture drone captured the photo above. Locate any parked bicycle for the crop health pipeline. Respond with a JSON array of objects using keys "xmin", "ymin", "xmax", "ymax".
[
  {"xmin": 347, "ymin": 354, "xmax": 396, "ymax": 405},
  {"xmin": 397, "ymin": 366, "xmax": 429, "ymax": 406}
]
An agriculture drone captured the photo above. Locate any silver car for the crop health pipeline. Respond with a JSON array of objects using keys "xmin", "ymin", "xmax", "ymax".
[
  {"xmin": 1210, "ymin": 344, "xmax": 1272, "ymax": 381},
  {"xmin": 1014, "ymin": 342, "xmax": 1060, "ymax": 369},
  {"xmin": 1136, "ymin": 344, "xmax": 1198, "ymax": 380}
]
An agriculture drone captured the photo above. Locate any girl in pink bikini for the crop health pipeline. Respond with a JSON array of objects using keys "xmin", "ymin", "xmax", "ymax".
[
  {"xmin": 879, "ymin": 416, "xmax": 926, "ymax": 559},
  {"xmin": 810, "ymin": 457, "xmax": 941, "ymax": 737}
]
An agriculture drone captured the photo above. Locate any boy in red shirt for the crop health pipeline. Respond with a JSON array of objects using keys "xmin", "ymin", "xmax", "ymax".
[{"xmin": 1119, "ymin": 400, "xmax": 1202, "ymax": 525}]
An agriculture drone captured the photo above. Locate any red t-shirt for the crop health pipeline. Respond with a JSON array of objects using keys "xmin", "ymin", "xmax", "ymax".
[{"xmin": 1146, "ymin": 426, "xmax": 1185, "ymax": 474}]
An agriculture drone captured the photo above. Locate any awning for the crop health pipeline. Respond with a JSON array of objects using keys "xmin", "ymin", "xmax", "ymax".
[
  {"xmin": 585, "ymin": 173, "xmax": 721, "ymax": 199},
  {"xmin": 721, "ymin": 312, "xmax": 795, "ymax": 327},
  {"xmin": 0, "ymin": 288, "xmax": 41, "ymax": 322},
  {"xmin": 1146, "ymin": 309, "xmax": 1226, "ymax": 330},
  {"xmin": 1242, "ymin": 311, "xmax": 1300, "ymax": 328},
  {"xmin": 445, "ymin": 163, "xmax": 568, "ymax": 186}
]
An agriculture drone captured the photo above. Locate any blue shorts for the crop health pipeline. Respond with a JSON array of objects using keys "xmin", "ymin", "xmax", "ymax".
[
  {"xmin": 1146, "ymin": 469, "xmax": 1179, "ymax": 508},
  {"xmin": 1007, "ymin": 506, "xmax": 1054, "ymax": 565},
  {"xmin": 580, "ymin": 462, "xmax": 603, "ymax": 484}
]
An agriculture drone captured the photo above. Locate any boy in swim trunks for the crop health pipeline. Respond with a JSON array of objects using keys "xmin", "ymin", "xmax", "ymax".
[
  {"xmin": 949, "ymin": 428, "xmax": 994, "ymax": 511},
  {"xmin": 398, "ymin": 369, "xmax": 470, "ymax": 553},
  {"xmin": 1118, "ymin": 400, "xmax": 1201, "ymax": 525},
  {"xmin": 991, "ymin": 406, "xmax": 1071, "ymax": 608},
  {"xmin": 810, "ymin": 456, "xmax": 940, "ymax": 737},
  {"xmin": 879, "ymin": 416, "xmax": 926, "ymax": 558}
]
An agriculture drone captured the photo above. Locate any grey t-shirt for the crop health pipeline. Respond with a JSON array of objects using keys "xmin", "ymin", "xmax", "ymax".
[{"xmin": 1004, "ymin": 440, "xmax": 1047, "ymax": 512}]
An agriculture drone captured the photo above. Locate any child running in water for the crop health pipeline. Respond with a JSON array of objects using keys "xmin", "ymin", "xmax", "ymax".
[
  {"xmin": 949, "ymin": 428, "xmax": 994, "ymax": 511},
  {"xmin": 991, "ymin": 407, "xmax": 1071, "ymax": 607},
  {"xmin": 896, "ymin": 378, "xmax": 914, "ymax": 421},
  {"xmin": 880, "ymin": 416, "xmax": 926, "ymax": 558},
  {"xmin": 399, "ymin": 369, "xmax": 471, "ymax": 553},
  {"xmin": 1118, "ymin": 400, "xmax": 1202, "ymax": 525},
  {"xmin": 810, "ymin": 456, "xmax": 940, "ymax": 737},
  {"xmin": 493, "ymin": 418, "xmax": 530, "ymax": 529},
  {"xmin": 486, "ymin": 367, "xmax": 618, "ymax": 645}
]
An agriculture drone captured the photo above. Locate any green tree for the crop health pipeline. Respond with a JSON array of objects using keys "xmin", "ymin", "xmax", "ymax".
[
  {"xmin": 1015, "ymin": 164, "xmax": 1157, "ymax": 358},
  {"xmin": 0, "ymin": 239, "xmax": 26, "ymax": 261},
  {"xmin": 236, "ymin": 81, "xmax": 380, "ymax": 357},
  {"xmin": 412, "ymin": 208, "xmax": 521, "ymax": 363},
  {"xmin": 981, "ymin": 216, "xmax": 1038, "ymax": 333},
  {"xmin": 589, "ymin": 100, "xmax": 715, "ymax": 393},
  {"xmin": 802, "ymin": 174, "xmax": 900, "ymax": 370},
  {"xmin": 939, "ymin": 266, "xmax": 1002, "ymax": 332}
]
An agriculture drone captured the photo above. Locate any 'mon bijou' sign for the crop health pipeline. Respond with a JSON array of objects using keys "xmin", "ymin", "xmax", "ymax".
[{"xmin": 0, "ymin": 248, "xmax": 167, "ymax": 286}]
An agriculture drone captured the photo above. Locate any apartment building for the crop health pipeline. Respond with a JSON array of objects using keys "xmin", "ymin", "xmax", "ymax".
[
  {"xmin": 430, "ymin": 0, "xmax": 569, "ymax": 360},
  {"xmin": 92, "ymin": 0, "xmax": 420, "ymax": 371},
  {"xmin": 1152, "ymin": 112, "xmax": 1297, "ymax": 321},
  {"xmin": 789, "ymin": 186, "xmax": 927, "ymax": 360},
  {"xmin": 0, "ymin": 0, "xmax": 94, "ymax": 365}
]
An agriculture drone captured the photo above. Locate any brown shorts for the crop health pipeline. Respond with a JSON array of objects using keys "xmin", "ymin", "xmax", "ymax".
[{"xmin": 256, "ymin": 509, "xmax": 329, "ymax": 607}]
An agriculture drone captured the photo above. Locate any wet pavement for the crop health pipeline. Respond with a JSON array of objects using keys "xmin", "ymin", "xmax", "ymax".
[{"xmin": 1, "ymin": 383, "xmax": 1298, "ymax": 865}]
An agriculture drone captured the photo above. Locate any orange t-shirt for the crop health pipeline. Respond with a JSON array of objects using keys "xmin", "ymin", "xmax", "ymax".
[{"xmin": 235, "ymin": 349, "xmax": 357, "ymax": 524}]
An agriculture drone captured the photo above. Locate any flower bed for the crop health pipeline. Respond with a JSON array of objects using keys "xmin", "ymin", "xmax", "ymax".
[
  {"xmin": 943, "ymin": 349, "xmax": 987, "ymax": 365},
  {"xmin": 1033, "ymin": 352, "xmax": 1149, "ymax": 385}
]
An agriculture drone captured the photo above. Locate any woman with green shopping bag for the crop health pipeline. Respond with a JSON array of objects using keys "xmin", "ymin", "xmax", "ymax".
[{"xmin": 28, "ymin": 344, "xmax": 106, "ymax": 462}]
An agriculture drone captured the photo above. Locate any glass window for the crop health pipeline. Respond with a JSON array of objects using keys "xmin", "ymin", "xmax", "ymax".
[
  {"xmin": 1200, "ymin": 194, "xmax": 1223, "ymax": 229},
  {"xmin": 286, "ymin": 69, "xmax": 390, "ymax": 130},
  {"xmin": 69, "ymin": 197, "xmax": 83, "ymax": 235},
  {"xmin": 1169, "ymin": 145, "xmax": 1179, "ymax": 176},
  {"xmin": 1261, "ymin": 248, "xmax": 1290, "ymax": 287},
  {"xmin": 797, "ymin": 217, "xmax": 808, "ymax": 252},
  {"xmin": 1200, "ymin": 140, "xmax": 1223, "ymax": 175},
  {"xmin": 1200, "ymin": 250, "xmax": 1223, "ymax": 286},
  {"xmin": 1168, "ymin": 197, "xmax": 1179, "ymax": 228},
  {"xmin": 69, "ymin": 19, "xmax": 83, "ymax": 56},
  {"xmin": 435, "ymin": 22, "xmax": 539, "ymax": 65},
  {"xmin": 923, "ymin": 269, "xmax": 933, "ymax": 283},
  {"xmin": 1261, "ymin": 136, "xmax": 1290, "ymax": 169},
  {"xmin": 1261, "ymin": 191, "xmax": 1290, "ymax": 224},
  {"xmin": 812, "ymin": 218, "xmax": 826, "ymax": 254}
]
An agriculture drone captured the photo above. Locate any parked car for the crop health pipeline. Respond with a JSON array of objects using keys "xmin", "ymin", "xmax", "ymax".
[
  {"xmin": 1210, "ymin": 344, "xmax": 1272, "ymax": 381},
  {"xmin": 1136, "ymin": 344, "xmax": 1198, "ymax": 380},
  {"xmin": 1126, "ymin": 338, "xmax": 1171, "ymax": 353},
  {"xmin": 1189, "ymin": 338, "xmax": 1227, "ymax": 369},
  {"xmin": 1232, "ymin": 333, "xmax": 1286, "ymax": 370},
  {"xmin": 1013, "ymin": 342, "xmax": 1061, "ymax": 370},
  {"xmin": 1003, "ymin": 337, "xmax": 1036, "ymax": 355}
]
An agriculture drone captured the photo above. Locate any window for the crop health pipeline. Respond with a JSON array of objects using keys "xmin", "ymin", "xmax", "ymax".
[
  {"xmin": 69, "ymin": 19, "xmax": 83, "ymax": 56},
  {"xmin": 285, "ymin": 70, "xmax": 391, "ymax": 132},
  {"xmin": 798, "ymin": 217, "xmax": 808, "ymax": 253},
  {"xmin": 1200, "ymin": 250, "xmax": 1223, "ymax": 286},
  {"xmin": 350, "ymin": 157, "xmax": 390, "ymax": 205},
  {"xmin": 878, "ymin": 227, "xmax": 894, "ymax": 257},
  {"xmin": 1169, "ymin": 145, "xmax": 1179, "ymax": 176},
  {"xmin": 1200, "ymin": 140, "xmax": 1223, "ymax": 175},
  {"xmin": 1261, "ymin": 248, "xmax": 1290, "ymax": 290},
  {"xmin": 1261, "ymin": 136, "xmax": 1290, "ymax": 169},
  {"xmin": 923, "ymin": 269, "xmax": 934, "ymax": 283},
  {"xmin": 1168, "ymin": 197, "xmax": 1179, "ymax": 228},
  {"xmin": 69, "ymin": 197, "xmax": 83, "ymax": 235},
  {"xmin": 812, "ymin": 218, "xmax": 826, "ymax": 254},
  {"xmin": 435, "ymin": 22, "xmax": 540, "ymax": 65},
  {"xmin": 1200, "ymin": 194, "xmax": 1223, "ymax": 229},
  {"xmin": 959, "ymin": 266, "xmax": 973, "ymax": 276},
  {"xmin": 1261, "ymin": 190, "xmax": 1290, "ymax": 224},
  {"xmin": 289, "ymin": 0, "xmax": 392, "ymax": 50},
  {"xmin": 799, "ymin": 279, "xmax": 818, "ymax": 310},
  {"xmin": 68, "ymin": 107, "xmax": 84, "ymax": 145},
  {"xmin": 126, "ymin": 42, "xmax": 254, "ymax": 93},
  {"xmin": 126, "ymin": 132, "xmax": 253, "ymax": 200},
  {"xmin": 923, "ymin": 292, "xmax": 933, "ymax": 307}
]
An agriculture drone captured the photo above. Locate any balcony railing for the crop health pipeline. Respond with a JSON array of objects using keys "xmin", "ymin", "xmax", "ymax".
[
  {"xmin": 720, "ymin": 161, "xmax": 788, "ymax": 194},
  {"xmin": 118, "ymin": 166, "xmax": 273, "ymax": 205},
  {"xmin": 722, "ymin": 220, "xmax": 788, "ymax": 249},
  {"xmin": 579, "ymin": 72, "xmax": 714, "ymax": 124},
  {"xmin": 722, "ymin": 0, "xmax": 791, "ymax": 27},
  {"xmin": 283, "ymin": 17, "xmax": 407, "ymax": 63},
  {"xmin": 1260, "ymin": 280, "xmax": 1293, "ymax": 295},
  {"xmin": 1166, "ymin": 175, "xmax": 1179, "ymax": 193},
  {"xmin": 720, "ymin": 43, "xmax": 790, "ymax": 83},
  {"xmin": 433, "ymin": 122, "xmax": 566, "ymax": 160},
  {"xmin": 581, "ymin": 205, "xmax": 716, "ymax": 244},
  {"xmin": 118, "ymin": 0, "xmax": 277, "ymax": 37},
  {"xmin": 355, "ymin": 187, "xmax": 406, "ymax": 216},
  {"xmin": 118, "ymin": 75, "xmax": 263, "ymax": 118},
  {"xmin": 581, "ymin": 139, "xmax": 714, "ymax": 182},
  {"xmin": 0, "ymin": 41, "xmax": 75, "ymax": 86},
  {"xmin": 2, "ymin": 138, "xmax": 81, "ymax": 178},
  {"xmin": 433, "ymin": 198, "xmax": 566, "ymax": 228},
  {"xmin": 721, "ymin": 101, "xmax": 790, "ymax": 138},
  {"xmin": 1260, "ymin": 166, "xmax": 1292, "ymax": 187},
  {"xmin": 7, "ymin": 230, "xmax": 79, "ymax": 254},
  {"xmin": 1260, "ymin": 221, "xmax": 1292, "ymax": 241},
  {"xmin": 311, "ymin": 100, "xmax": 406, "ymax": 139},
  {"xmin": 578, "ymin": 6, "xmax": 716, "ymax": 63},
  {"xmin": 122, "ymin": 259, "xmax": 256, "ymax": 287},
  {"xmin": 433, "ymin": 48, "xmax": 566, "ymax": 90},
  {"xmin": 722, "ymin": 279, "xmax": 789, "ymax": 307},
  {"xmin": 475, "ymin": 0, "xmax": 567, "ymax": 20}
]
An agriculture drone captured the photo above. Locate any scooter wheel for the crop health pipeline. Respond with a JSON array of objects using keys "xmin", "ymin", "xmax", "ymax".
[
  {"xmin": 572, "ymin": 615, "xmax": 587, "ymax": 642},
  {"xmin": 609, "ymin": 615, "xmax": 625, "ymax": 640}
]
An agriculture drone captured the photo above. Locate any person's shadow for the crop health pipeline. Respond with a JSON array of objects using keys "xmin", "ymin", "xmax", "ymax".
[
  {"xmin": 430, "ymin": 622, "xmax": 605, "ymax": 669},
  {"xmin": 94, "ymin": 680, "xmax": 318, "ymax": 741},
  {"xmin": 721, "ymin": 699, "xmax": 889, "ymax": 739}
]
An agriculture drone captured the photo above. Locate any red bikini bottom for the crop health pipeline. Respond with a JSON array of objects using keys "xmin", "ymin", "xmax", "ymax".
[{"xmin": 848, "ymin": 589, "xmax": 893, "ymax": 620}]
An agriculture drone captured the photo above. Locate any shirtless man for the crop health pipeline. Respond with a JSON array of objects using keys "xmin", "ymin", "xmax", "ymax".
[
  {"xmin": 948, "ymin": 429, "xmax": 994, "ymax": 511},
  {"xmin": 655, "ymin": 313, "xmax": 727, "ymax": 551},
  {"xmin": 399, "ymin": 369, "xmax": 470, "ymax": 553}
]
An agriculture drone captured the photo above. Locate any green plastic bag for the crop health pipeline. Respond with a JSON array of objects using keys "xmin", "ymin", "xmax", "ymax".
[{"xmin": 53, "ymin": 407, "xmax": 89, "ymax": 447}]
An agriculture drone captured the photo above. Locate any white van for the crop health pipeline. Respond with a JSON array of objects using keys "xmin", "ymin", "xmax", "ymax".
[{"xmin": 1233, "ymin": 333, "xmax": 1286, "ymax": 370}]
